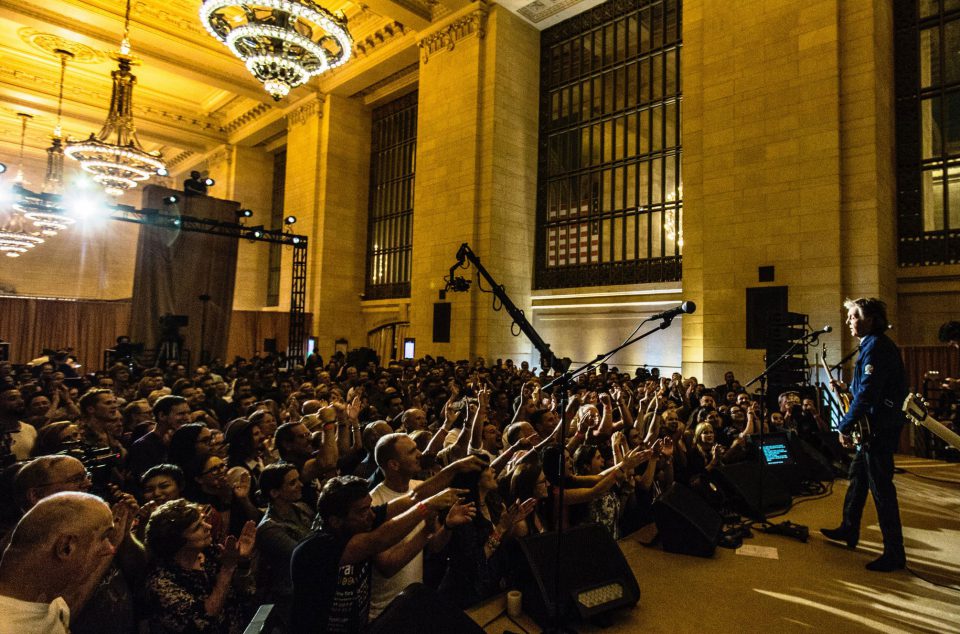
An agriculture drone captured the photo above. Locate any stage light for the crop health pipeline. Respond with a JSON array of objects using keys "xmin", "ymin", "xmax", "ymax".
[
  {"xmin": 251, "ymin": 226, "xmax": 264, "ymax": 239},
  {"xmin": 203, "ymin": 177, "xmax": 215, "ymax": 187},
  {"xmin": 163, "ymin": 194, "xmax": 179, "ymax": 204},
  {"xmin": 64, "ymin": 184, "xmax": 109, "ymax": 221},
  {"xmin": 284, "ymin": 215, "xmax": 297, "ymax": 225},
  {"xmin": 156, "ymin": 166, "xmax": 169, "ymax": 176},
  {"xmin": 172, "ymin": 218, "xmax": 181, "ymax": 226},
  {"xmin": 291, "ymin": 236, "xmax": 300, "ymax": 244},
  {"xmin": 237, "ymin": 209, "xmax": 253, "ymax": 218}
]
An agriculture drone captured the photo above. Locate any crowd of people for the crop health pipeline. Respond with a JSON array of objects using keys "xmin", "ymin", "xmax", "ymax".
[{"xmin": 0, "ymin": 348, "xmax": 839, "ymax": 633}]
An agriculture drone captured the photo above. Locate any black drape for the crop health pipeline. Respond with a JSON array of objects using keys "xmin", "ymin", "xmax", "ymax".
[{"xmin": 130, "ymin": 185, "xmax": 240, "ymax": 366}]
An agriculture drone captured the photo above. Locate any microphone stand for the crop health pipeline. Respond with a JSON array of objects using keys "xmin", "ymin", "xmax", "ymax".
[
  {"xmin": 446, "ymin": 243, "xmax": 682, "ymax": 632},
  {"xmin": 743, "ymin": 331, "xmax": 823, "ymax": 539}
]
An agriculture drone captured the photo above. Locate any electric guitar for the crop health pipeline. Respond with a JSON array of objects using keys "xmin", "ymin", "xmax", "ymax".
[
  {"xmin": 901, "ymin": 393, "xmax": 960, "ymax": 452},
  {"xmin": 819, "ymin": 344, "xmax": 871, "ymax": 446}
]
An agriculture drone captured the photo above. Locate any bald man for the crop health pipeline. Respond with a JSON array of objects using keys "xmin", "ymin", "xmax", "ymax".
[{"xmin": 0, "ymin": 492, "xmax": 117, "ymax": 634}]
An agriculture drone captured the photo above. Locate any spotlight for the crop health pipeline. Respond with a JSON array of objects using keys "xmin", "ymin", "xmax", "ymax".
[
  {"xmin": 291, "ymin": 236, "xmax": 301, "ymax": 245},
  {"xmin": 0, "ymin": 162, "xmax": 6, "ymax": 174},
  {"xmin": 251, "ymin": 226, "xmax": 264, "ymax": 239},
  {"xmin": 203, "ymin": 177, "xmax": 215, "ymax": 187},
  {"xmin": 284, "ymin": 215, "xmax": 297, "ymax": 225},
  {"xmin": 163, "ymin": 195, "xmax": 179, "ymax": 204},
  {"xmin": 156, "ymin": 166, "xmax": 169, "ymax": 176},
  {"xmin": 237, "ymin": 209, "xmax": 253, "ymax": 219},
  {"xmin": 172, "ymin": 218, "xmax": 181, "ymax": 227}
]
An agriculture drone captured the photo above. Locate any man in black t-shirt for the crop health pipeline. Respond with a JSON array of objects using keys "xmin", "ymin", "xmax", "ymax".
[{"xmin": 291, "ymin": 458, "xmax": 482, "ymax": 632}]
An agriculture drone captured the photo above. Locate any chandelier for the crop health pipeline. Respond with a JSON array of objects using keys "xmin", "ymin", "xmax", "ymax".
[
  {"xmin": 65, "ymin": 0, "xmax": 166, "ymax": 196},
  {"xmin": 0, "ymin": 115, "xmax": 45, "ymax": 257},
  {"xmin": 43, "ymin": 48, "xmax": 74, "ymax": 196},
  {"xmin": 199, "ymin": 0, "xmax": 353, "ymax": 100}
]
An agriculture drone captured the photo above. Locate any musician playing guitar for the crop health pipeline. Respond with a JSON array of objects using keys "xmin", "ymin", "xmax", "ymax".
[{"xmin": 820, "ymin": 298, "xmax": 907, "ymax": 572}]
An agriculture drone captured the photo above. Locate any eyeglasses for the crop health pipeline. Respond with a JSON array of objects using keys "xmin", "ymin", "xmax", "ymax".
[{"xmin": 201, "ymin": 463, "xmax": 227, "ymax": 476}]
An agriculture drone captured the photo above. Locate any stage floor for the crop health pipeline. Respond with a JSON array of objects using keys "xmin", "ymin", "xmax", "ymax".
[{"xmin": 470, "ymin": 456, "xmax": 960, "ymax": 634}]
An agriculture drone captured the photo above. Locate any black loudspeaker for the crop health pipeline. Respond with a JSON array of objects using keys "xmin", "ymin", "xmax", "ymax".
[
  {"xmin": 433, "ymin": 302, "xmax": 451, "ymax": 343},
  {"xmin": 367, "ymin": 583, "xmax": 483, "ymax": 634},
  {"xmin": 745, "ymin": 286, "xmax": 787, "ymax": 349},
  {"xmin": 515, "ymin": 524, "xmax": 640, "ymax": 627},
  {"xmin": 652, "ymin": 482, "xmax": 723, "ymax": 557},
  {"xmin": 715, "ymin": 461, "xmax": 792, "ymax": 519}
]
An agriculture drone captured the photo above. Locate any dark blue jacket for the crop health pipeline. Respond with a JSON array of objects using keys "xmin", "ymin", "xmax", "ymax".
[{"xmin": 840, "ymin": 333, "xmax": 907, "ymax": 452}]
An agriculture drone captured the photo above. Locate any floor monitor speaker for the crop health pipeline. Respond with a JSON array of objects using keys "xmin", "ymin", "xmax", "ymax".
[
  {"xmin": 652, "ymin": 482, "xmax": 723, "ymax": 557},
  {"xmin": 515, "ymin": 523, "xmax": 640, "ymax": 627}
]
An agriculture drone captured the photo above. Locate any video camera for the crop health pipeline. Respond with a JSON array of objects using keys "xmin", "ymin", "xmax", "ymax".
[{"xmin": 57, "ymin": 442, "xmax": 122, "ymax": 497}]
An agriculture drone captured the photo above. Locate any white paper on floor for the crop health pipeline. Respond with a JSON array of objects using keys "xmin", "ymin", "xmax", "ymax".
[{"xmin": 736, "ymin": 544, "xmax": 779, "ymax": 559}]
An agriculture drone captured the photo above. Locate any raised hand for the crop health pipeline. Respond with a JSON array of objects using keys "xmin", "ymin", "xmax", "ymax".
[
  {"xmin": 424, "ymin": 487, "xmax": 467, "ymax": 512},
  {"xmin": 444, "ymin": 501, "xmax": 477, "ymax": 528},
  {"xmin": 236, "ymin": 520, "xmax": 256, "ymax": 559},
  {"xmin": 450, "ymin": 454, "xmax": 486, "ymax": 473}
]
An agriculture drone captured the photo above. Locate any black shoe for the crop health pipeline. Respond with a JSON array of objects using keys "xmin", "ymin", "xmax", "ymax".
[
  {"xmin": 865, "ymin": 552, "xmax": 906, "ymax": 572},
  {"xmin": 820, "ymin": 526, "xmax": 858, "ymax": 548}
]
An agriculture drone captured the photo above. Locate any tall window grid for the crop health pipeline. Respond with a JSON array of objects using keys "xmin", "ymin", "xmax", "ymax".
[
  {"xmin": 896, "ymin": 0, "xmax": 960, "ymax": 265},
  {"xmin": 365, "ymin": 91, "xmax": 418, "ymax": 299},
  {"xmin": 535, "ymin": 0, "xmax": 682, "ymax": 289},
  {"xmin": 266, "ymin": 149, "xmax": 286, "ymax": 306}
]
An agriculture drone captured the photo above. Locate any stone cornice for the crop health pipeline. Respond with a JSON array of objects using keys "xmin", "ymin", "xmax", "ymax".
[
  {"xmin": 354, "ymin": 22, "xmax": 408, "ymax": 58},
  {"xmin": 352, "ymin": 63, "xmax": 419, "ymax": 101},
  {"xmin": 222, "ymin": 103, "xmax": 273, "ymax": 134},
  {"xmin": 285, "ymin": 94, "xmax": 326, "ymax": 127},
  {"xmin": 417, "ymin": 2, "xmax": 489, "ymax": 64}
]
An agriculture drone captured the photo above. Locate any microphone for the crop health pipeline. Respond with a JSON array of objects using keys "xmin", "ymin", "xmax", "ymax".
[
  {"xmin": 647, "ymin": 301, "xmax": 696, "ymax": 322},
  {"xmin": 803, "ymin": 325, "xmax": 832, "ymax": 340}
]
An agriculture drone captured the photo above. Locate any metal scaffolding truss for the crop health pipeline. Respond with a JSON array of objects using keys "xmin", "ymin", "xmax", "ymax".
[{"xmin": 13, "ymin": 185, "xmax": 310, "ymax": 365}]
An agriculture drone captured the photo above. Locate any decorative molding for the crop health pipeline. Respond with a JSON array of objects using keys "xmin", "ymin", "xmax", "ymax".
[
  {"xmin": 132, "ymin": 0, "xmax": 208, "ymax": 37},
  {"xmin": 0, "ymin": 64, "xmax": 224, "ymax": 135},
  {"xmin": 351, "ymin": 63, "xmax": 419, "ymax": 100},
  {"xmin": 18, "ymin": 28, "xmax": 107, "ymax": 64},
  {"xmin": 286, "ymin": 95, "xmax": 325, "ymax": 127},
  {"xmin": 418, "ymin": 5, "xmax": 488, "ymax": 64},
  {"xmin": 354, "ymin": 22, "xmax": 408, "ymax": 58},
  {"xmin": 207, "ymin": 144, "xmax": 234, "ymax": 166},
  {"xmin": 222, "ymin": 102, "xmax": 272, "ymax": 134},
  {"xmin": 166, "ymin": 150, "xmax": 194, "ymax": 168}
]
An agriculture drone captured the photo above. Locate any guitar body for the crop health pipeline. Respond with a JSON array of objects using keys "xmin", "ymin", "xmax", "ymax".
[{"xmin": 820, "ymin": 344, "xmax": 871, "ymax": 447}]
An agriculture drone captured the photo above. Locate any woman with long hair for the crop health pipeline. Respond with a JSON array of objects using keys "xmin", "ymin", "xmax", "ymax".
[
  {"xmin": 144, "ymin": 499, "xmax": 256, "ymax": 633},
  {"xmin": 438, "ymin": 454, "xmax": 535, "ymax": 608}
]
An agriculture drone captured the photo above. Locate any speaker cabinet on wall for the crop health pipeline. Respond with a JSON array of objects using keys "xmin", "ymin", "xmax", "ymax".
[
  {"xmin": 515, "ymin": 523, "xmax": 640, "ymax": 627},
  {"xmin": 433, "ymin": 302, "xmax": 451, "ymax": 343},
  {"xmin": 652, "ymin": 482, "xmax": 723, "ymax": 557}
]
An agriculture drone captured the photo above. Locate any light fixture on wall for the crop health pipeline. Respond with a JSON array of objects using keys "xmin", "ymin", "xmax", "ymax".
[
  {"xmin": 199, "ymin": 0, "xmax": 353, "ymax": 101},
  {"xmin": 65, "ymin": 0, "xmax": 166, "ymax": 196}
]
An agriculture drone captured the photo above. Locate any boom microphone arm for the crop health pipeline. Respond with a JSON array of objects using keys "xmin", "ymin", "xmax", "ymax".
[{"xmin": 447, "ymin": 243, "xmax": 571, "ymax": 374}]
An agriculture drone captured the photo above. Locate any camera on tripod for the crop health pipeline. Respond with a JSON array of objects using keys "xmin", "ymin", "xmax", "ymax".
[{"xmin": 57, "ymin": 442, "xmax": 121, "ymax": 496}]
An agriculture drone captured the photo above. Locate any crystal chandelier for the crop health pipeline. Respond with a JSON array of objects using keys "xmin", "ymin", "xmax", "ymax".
[
  {"xmin": 1, "ymin": 115, "xmax": 45, "ymax": 257},
  {"xmin": 43, "ymin": 48, "xmax": 74, "ymax": 196},
  {"xmin": 65, "ymin": 0, "xmax": 166, "ymax": 196},
  {"xmin": 199, "ymin": 0, "xmax": 353, "ymax": 101}
]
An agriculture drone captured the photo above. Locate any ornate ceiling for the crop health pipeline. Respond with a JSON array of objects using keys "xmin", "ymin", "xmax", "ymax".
[{"xmin": 0, "ymin": 0, "xmax": 598, "ymax": 187}]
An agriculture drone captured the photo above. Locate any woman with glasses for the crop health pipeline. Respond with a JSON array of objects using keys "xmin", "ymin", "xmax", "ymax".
[{"xmin": 186, "ymin": 455, "xmax": 262, "ymax": 541}]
